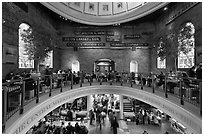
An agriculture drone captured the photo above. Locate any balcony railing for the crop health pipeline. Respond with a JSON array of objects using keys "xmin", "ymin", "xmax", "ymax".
[{"xmin": 2, "ymin": 72, "xmax": 202, "ymax": 133}]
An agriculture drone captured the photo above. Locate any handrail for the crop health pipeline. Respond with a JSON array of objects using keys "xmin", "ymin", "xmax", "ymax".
[{"xmin": 2, "ymin": 71, "xmax": 202, "ymax": 133}]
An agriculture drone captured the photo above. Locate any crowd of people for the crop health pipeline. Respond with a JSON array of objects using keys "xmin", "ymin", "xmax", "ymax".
[
  {"xmin": 27, "ymin": 120, "xmax": 88, "ymax": 134},
  {"xmin": 88, "ymin": 94, "xmax": 120, "ymax": 134},
  {"xmin": 3, "ymin": 62, "xmax": 202, "ymax": 89}
]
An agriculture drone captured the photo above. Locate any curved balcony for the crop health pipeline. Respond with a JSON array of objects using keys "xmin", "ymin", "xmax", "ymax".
[{"xmin": 2, "ymin": 72, "xmax": 202, "ymax": 134}]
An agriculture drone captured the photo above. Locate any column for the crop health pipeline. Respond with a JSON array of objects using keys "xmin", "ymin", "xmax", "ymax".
[
  {"xmin": 120, "ymin": 95, "xmax": 124, "ymax": 120},
  {"xmin": 87, "ymin": 95, "xmax": 92, "ymax": 111}
]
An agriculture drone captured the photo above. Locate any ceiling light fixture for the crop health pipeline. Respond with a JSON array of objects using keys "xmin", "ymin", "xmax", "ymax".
[{"xmin": 163, "ymin": 7, "xmax": 168, "ymax": 11}]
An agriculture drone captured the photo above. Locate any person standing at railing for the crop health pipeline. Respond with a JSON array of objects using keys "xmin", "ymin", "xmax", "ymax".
[
  {"xmin": 157, "ymin": 72, "xmax": 165, "ymax": 87},
  {"xmin": 44, "ymin": 65, "xmax": 52, "ymax": 88},
  {"xmin": 147, "ymin": 72, "xmax": 153, "ymax": 87},
  {"xmin": 4, "ymin": 71, "xmax": 15, "ymax": 82},
  {"xmin": 91, "ymin": 71, "xmax": 96, "ymax": 81},
  {"xmin": 110, "ymin": 71, "xmax": 114, "ymax": 83},
  {"xmin": 196, "ymin": 63, "xmax": 202, "ymax": 80},
  {"xmin": 73, "ymin": 71, "xmax": 77, "ymax": 84},
  {"xmin": 167, "ymin": 70, "xmax": 177, "ymax": 94},
  {"xmin": 131, "ymin": 72, "xmax": 136, "ymax": 84},
  {"xmin": 57, "ymin": 70, "xmax": 63, "ymax": 88},
  {"xmin": 189, "ymin": 66, "xmax": 196, "ymax": 78},
  {"xmin": 168, "ymin": 70, "xmax": 176, "ymax": 80}
]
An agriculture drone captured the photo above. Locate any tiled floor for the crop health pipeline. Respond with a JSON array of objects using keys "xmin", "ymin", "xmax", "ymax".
[{"xmin": 87, "ymin": 116, "xmax": 178, "ymax": 134}]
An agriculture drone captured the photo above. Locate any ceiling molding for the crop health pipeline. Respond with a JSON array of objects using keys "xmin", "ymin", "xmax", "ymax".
[{"xmin": 41, "ymin": 2, "xmax": 169, "ymax": 26}]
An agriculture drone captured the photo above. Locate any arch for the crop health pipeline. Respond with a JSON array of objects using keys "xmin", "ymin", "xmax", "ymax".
[
  {"xmin": 97, "ymin": 58, "xmax": 112, "ymax": 62},
  {"xmin": 130, "ymin": 60, "xmax": 138, "ymax": 73},
  {"xmin": 72, "ymin": 60, "xmax": 80, "ymax": 72},
  {"xmin": 6, "ymin": 86, "xmax": 201, "ymax": 134},
  {"xmin": 178, "ymin": 22, "xmax": 195, "ymax": 68},
  {"xmin": 95, "ymin": 58, "xmax": 115, "ymax": 73},
  {"xmin": 18, "ymin": 23, "xmax": 34, "ymax": 68}
]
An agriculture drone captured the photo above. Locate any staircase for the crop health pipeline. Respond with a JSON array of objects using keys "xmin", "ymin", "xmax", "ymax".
[{"xmin": 123, "ymin": 97, "xmax": 133, "ymax": 112}]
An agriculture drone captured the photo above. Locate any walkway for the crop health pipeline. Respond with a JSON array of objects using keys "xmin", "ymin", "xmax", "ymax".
[{"xmin": 85, "ymin": 115, "xmax": 177, "ymax": 134}]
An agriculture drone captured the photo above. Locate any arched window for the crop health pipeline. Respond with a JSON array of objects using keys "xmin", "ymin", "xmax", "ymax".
[
  {"xmin": 72, "ymin": 60, "xmax": 80, "ymax": 72},
  {"xmin": 19, "ymin": 23, "xmax": 34, "ymax": 68},
  {"xmin": 178, "ymin": 22, "xmax": 195, "ymax": 68},
  {"xmin": 130, "ymin": 60, "xmax": 138, "ymax": 73}
]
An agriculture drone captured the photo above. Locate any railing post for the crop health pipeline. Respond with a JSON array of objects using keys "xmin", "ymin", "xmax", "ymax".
[
  {"xmin": 121, "ymin": 77, "xmax": 123, "ymax": 86},
  {"xmin": 110, "ymin": 79, "xmax": 112, "ymax": 85},
  {"xmin": 152, "ymin": 75, "xmax": 155, "ymax": 93},
  {"xmin": 100, "ymin": 76, "xmax": 102, "ymax": 85},
  {"xmin": 36, "ymin": 78, "xmax": 39, "ymax": 103},
  {"xmin": 60, "ymin": 74, "xmax": 63, "ymax": 92},
  {"xmin": 71, "ymin": 72, "xmax": 73, "ymax": 89},
  {"xmin": 49, "ymin": 75, "xmax": 52, "ymax": 97},
  {"xmin": 179, "ymin": 78, "xmax": 184, "ymax": 105},
  {"xmin": 20, "ymin": 80, "xmax": 25, "ymax": 114},
  {"xmin": 164, "ymin": 73, "xmax": 168, "ymax": 98},
  {"xmin": 90, "ymin": 76, "xmax": 92, "ymax": 86},
  {"xmin": 131, "ymin": 78, "xmax": 133, "ymax": 87},
  {"xmin": 199, "ymin": 82, "xmax": 202, "ymax": 115},
  {"xmin": 80, "ymin": 73, "xmax": 83, "ymax": 87},
  {"xmin": 65, "ymin": 74, "xmax": 68, "ymax": 86},
  {"xmin": 2, "ymin": 86, "xmax": 7, "ymax": 133},
  {"xmin": 141, "ymin": 74, "xmax": 143, "ymax": 90}
]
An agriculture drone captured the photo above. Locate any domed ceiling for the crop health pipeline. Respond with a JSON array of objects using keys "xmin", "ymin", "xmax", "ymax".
[{"xmin": 41, "ymin": 2, "xmax": 168, "ymax": 25}]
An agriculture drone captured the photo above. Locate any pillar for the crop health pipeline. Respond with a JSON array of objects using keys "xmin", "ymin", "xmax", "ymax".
[
  {"xmin": 120, "ymin": 95, "xmax": 124, "ymax": 120},
  {"xmin": 87, "ymin": 95, "xmax": 92, "ymax": 112}
]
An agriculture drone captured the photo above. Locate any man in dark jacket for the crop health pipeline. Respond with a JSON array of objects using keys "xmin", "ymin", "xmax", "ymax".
[{"xmin": 112, "ymin": 116, "xmax": 119, "ymax": 134}]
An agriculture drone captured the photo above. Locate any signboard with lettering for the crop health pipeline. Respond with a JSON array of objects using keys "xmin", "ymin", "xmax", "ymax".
[
  {"xmin": 74, "ymin": 31, "xmax": 105, "ymax": 35},
  {"xmin": 106, "ymin": 31, "xmax": 120, "ymax": 35},
  {"xmin": 124, "ymin": 34, "xmax": 141, "ymax": 39},
  {"xmin": 110, "ymin": 43, "xmax": 148, "ymax": 47},
  {"xmin": 106, "ymin": 35, "xmax": 121, "ymax": 42},
  {"xmin": 66, "ymin": 43, "xmax": 105, "ymax": 47},
  {"xmin": 62, "ymin": 37, "xmax": 101, "ymax": 42}
]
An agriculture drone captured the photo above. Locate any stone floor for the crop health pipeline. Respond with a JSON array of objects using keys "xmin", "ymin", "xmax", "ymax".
[{"xmin": 86, "ymin": 116, "xmax": 178, "ymax": 134}]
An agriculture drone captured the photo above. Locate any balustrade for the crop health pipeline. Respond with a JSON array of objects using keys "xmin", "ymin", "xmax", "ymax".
[{"xmin": 2, "ymin": 71, "xmax": 202, "ymax": 133}]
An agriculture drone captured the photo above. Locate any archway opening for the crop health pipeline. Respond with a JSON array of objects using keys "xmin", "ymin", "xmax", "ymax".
[{"xmin": 94, "ymin": 58, "xmax": 115, "ymax": 73}]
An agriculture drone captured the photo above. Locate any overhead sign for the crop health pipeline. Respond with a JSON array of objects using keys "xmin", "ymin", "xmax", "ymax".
[
  {"xmin": 74, "ymin": 31, "xmax": 105, "ymax": 35},
  {"xmin": 66, "ymin": 43, "xmax": 105, "ymax": 47},
  {"xmin": 62, "ymin": 37, "xmax": 101, "ymax": 42},
  {"xmin": 110, "ymin": 43, "xmax": 148, "ymax": 47}
]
